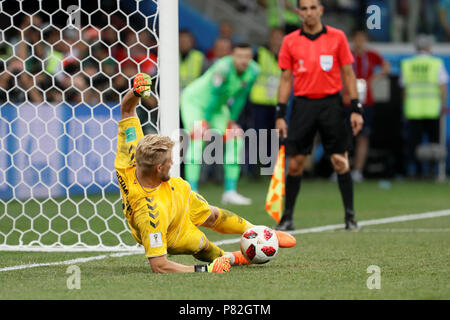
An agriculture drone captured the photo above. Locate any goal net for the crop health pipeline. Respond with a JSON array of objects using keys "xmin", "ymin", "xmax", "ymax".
[{"xmin": 0, "ymin": 0, "xmax": 179, "ymax": 251}]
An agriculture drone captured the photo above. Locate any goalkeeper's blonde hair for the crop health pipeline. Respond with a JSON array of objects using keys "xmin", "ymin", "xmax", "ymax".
[{"xmin": 136, "ymin": 134, "xmax": 174, "ymax": 171}]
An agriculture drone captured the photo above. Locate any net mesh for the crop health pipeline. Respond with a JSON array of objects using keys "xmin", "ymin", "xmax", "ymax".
[{"xmin": 0, "ymin": 0, "xmax": 160, "ymax": 251}]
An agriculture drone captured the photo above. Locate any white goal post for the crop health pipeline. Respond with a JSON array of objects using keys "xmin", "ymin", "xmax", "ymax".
[
  {"xmin": 159, "ymin": 0, "xmax": 180, "ymax": 177},
  {"xmin": 0, "ymin": 0, "xmax": 179, "ymax": 252}
]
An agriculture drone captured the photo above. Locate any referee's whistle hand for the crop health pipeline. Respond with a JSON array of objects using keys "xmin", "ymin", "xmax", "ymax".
[
  {"xmin": 350, "ymin": 113, "xmax": 364, "ymax": 136},
  {"xmin": 276, "ymin": 118, "xmax": 288, "ymax": 138}
]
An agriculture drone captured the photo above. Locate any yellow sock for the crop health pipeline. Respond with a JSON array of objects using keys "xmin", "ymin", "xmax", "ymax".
[
  {"xmin": 193, "ymin": 241, "xmax": 224, "ymax": 263},
  {"xmin": 211, "ymin": 208, "xmax": 253, "ymax": 235}
]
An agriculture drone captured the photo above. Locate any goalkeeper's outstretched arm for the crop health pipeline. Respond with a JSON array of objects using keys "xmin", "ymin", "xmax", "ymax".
[
  {"xmin": 120, "ymin": 73, "xmax": 152, "ymax": 120},
  {"xmin": 120, "ymin": 89, "xmax": 140, "ymax": 120},
  {"xmin": 149, "ymin": 255, "xmax": 231, "ymax": 274},
  {"xmin": 149, "ymin": 255, "xmax": 196, "ymax": 273}
]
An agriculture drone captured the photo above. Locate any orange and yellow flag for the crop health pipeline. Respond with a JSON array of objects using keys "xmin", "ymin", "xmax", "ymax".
[{"xmin": 265, "ymin": 145, "xmax": 285, "ymax": 223}]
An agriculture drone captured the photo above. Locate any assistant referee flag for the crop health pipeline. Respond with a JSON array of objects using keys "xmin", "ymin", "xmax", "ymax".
[{"xmin": 265, "ymin": 145, "xmax": 285, "ymax": 223}]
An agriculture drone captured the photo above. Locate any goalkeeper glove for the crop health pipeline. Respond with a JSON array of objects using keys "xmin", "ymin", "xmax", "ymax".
[
  {"xmin": 194, "ymin": 256, "xmax": 231, "ymax": 273},
  {"xmin": 132, "ymin": 73, "xmax": 152, "ymax": 98}
]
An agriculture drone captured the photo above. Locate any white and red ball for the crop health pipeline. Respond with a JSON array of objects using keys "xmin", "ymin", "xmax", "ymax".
[{"xmin": 240, "ymin": 225, "xmax": 279, "ymax": 264}]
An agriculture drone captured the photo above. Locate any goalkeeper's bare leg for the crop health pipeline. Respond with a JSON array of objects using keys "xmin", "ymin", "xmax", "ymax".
[{"xmin": 199, "ymin": 206, "xmax": 296, "ymax": 265}]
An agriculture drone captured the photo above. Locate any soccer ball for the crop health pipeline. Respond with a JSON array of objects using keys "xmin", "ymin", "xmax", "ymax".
[{"xmin": 240, "ymin": 225, "xmax": 279, "ymax": 264}]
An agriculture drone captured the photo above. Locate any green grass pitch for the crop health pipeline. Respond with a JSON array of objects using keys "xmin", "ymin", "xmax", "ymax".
[{"xmin": 0, "ymin": 178, "xmax": 449, "ymax": 299}]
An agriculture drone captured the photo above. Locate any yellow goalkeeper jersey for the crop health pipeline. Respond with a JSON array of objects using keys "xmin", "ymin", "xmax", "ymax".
[{"xmin": 115, "ymin": 117, "xmax": 211, "ymax": 258}]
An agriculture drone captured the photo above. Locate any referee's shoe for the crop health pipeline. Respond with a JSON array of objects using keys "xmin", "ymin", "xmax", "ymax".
[
  {"xmin": 276, "ymin": 210, "xmax": 361, "ymax": 232},
  {"xmin": 275, "ymin": 209, "xmax": 295, "ymax": 231},
  {"xmin": 345, "ymin": 212, "xmax": 361, "ymax": 232}
]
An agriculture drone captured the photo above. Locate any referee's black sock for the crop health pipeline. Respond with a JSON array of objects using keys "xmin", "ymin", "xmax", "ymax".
[
  {"xmin": 281, "ymin": 174, "xmax": 302, "ymax": 222},
  {"xmin": 337, "ymin": 171, "xmax": 355, "ymax": 221}
]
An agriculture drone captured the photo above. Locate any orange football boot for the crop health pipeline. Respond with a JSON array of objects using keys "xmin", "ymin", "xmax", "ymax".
[{"xmin": 275, "ymin": 230, "xmax": 297, "ymax": 248}]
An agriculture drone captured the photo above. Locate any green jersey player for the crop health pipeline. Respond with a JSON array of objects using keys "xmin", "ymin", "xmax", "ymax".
[{"xmin": 181, "ymin": 43, "xmax": 260, "ymax": 205}]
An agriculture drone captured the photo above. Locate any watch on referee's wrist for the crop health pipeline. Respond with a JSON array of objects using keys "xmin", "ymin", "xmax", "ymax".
[
  {"xmin": 194, "ymin": 264, "xmax": 208, "ymax": 272},
  {"xmin": 350, "ymin": 99, "xmax": 364, "ymax": 115},
  {"xmin": 275, "ymin": 103, "xmax": 287, "ymax": 119}
]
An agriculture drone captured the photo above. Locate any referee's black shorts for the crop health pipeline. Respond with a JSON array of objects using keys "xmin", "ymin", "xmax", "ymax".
[{"xmin": 286, "ymin": 93, "xmax": 352, "ymax": 156}]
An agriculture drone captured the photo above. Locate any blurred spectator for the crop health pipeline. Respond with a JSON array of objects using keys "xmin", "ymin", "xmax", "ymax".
[
  {"xmin": 0, "ymin": 58, "xmax": 43, "ymax": 104},
  {"xmin": 206, "ymin": 21, "xmax": 238, "ymax": 63},
  {"xmin": 261, "ymin": 0, "xmax": 301, "ymax": 34},
  {"xmin": 206, "ymin": 37, "xmax": 233, "ymax": 66},
  {"xmin": 116, "ymin": 29, "xmax": 157, "ymax": 78},
  {"xmin": 399, "ymin": 35, "xmax": 449, "ymax": 178},
  {"xmin": 101, "ymin": 26, "xmax": 119, "ymax": 47},
  {"xmin": 82, "ymin": 26, "xmax": 99, "ymax": 44},
  {"xmin": 218, "ymin": 20, "xmax": 238, "ymax": 43},
  {"xmin": 91, "ymin": 42, "xmax": 109, "ymax": 62},
  {"xmin": 120, "ymin": 59, "xmax": 139, "ymax": 79},
  {"xmin": 82, "ymin": 58, "xmax": 100, "ymax": 77},
  {"xmin": 418, "ymin": 0, "xmax": 440, "ymax": 36},
  {"xmin": 101, "ymin": 58, "xmax": 118, "ymax": 77},
  {"xmin": 439, "ymin": 0, "xmax": 450, "ymax": 41},
  {"xmin": 179, "ymin": 29, "xmax": 207, "ymax": 92},
  {"xmin": 112, "ymin": 72, "xmax": 128, "ymax": 92},
  {"xmin": 0, "ymin": 35, "xmax": 12, "ymax": 63},
  {"xmin": 392, "ymin": 0, "xmax": 420, "ymax": 42},
  {"xmin": 236, "ymin": 0, "xmax": 259, "ymax": 12},
  {"xmin": 246, "ymin": 28, "xmax": 284, "ymax": 177},
  {"xmin": 61, "ymin": 28, "xmax": 88, "ymax": 67},
  {"xmin": 0, "ymin": 6, "xmax": 162, "ymax": 108},
  {"xmin": 64, "ymin": 88, "xmax": 82, "ymax": 104},
  {"xmin": 347, "ymin": 29, "xmax": 390, "ymax": 182}
]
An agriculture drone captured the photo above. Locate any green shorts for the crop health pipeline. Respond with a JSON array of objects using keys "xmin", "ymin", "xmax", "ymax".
[{"xmin": 180, "ymin": 97, "xmax": 230, "ymax": 136}]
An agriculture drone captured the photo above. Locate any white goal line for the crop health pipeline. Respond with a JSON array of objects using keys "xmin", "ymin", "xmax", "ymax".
[{"xmin": 1, "ymin": 209, "xmax": 449, "ymax": 272}]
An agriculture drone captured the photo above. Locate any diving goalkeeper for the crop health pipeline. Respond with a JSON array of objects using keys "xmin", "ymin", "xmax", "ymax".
[{"xmin": 115, "ymin": 73, "xmax": 296, "ymax": 274}]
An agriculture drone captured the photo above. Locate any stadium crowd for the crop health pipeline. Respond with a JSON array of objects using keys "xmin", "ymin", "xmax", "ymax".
[
  {"xmin": 0, "ymin": 0, "xmax": 449, "ymax": 180},
  {"xmin": 0, "ymin": 13, "xmax": 158, "ymax": 108},
  {"xmin": 233, "ymin": 0, "xmax": 450, "ymax": 42},
  {"xmin": 1, "ymin": 1, "xmax": 450, "ymax": 101}
]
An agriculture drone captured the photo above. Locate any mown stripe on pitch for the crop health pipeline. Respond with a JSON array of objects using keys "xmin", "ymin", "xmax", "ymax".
[{"xmin": 1, "ymin": 209, "xmax": 449, "ymax": 272}]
